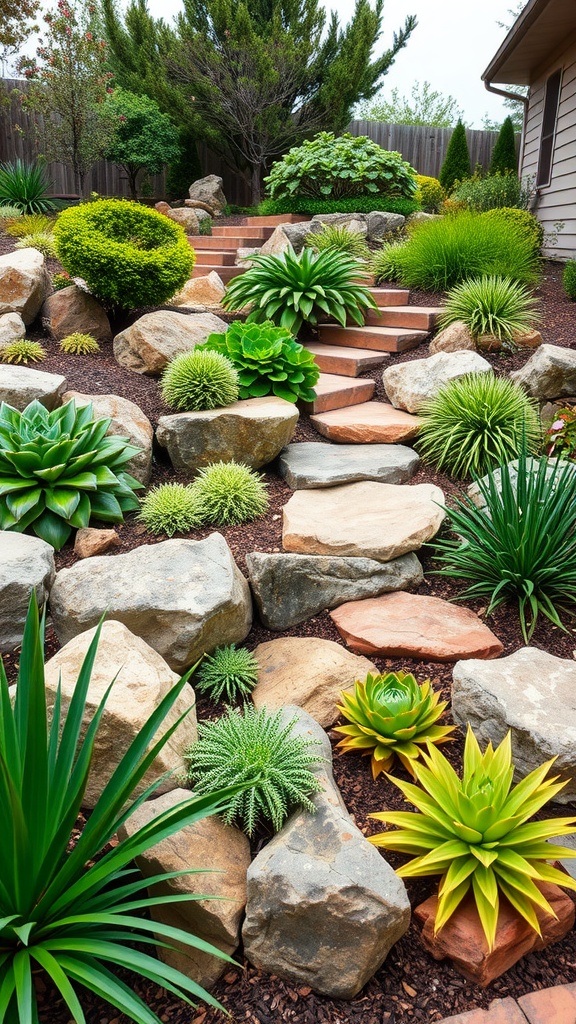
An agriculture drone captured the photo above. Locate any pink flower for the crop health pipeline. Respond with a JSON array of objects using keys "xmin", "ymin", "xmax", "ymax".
[
  {"xmin": 85, "ymin": 31, "xmax": 93, "ymax": 40},
  {"xmin": 551, "ymin": 419, "xmax": 565, "ymax": 431}
]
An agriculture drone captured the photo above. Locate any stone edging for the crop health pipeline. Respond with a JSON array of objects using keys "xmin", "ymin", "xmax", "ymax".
[{"xmin": 439, "ymin": 982, "xmax": 576, "ymax": 1022}]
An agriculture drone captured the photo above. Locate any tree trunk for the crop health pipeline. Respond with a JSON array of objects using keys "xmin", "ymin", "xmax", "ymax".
[
  {"xmin": 127, "ymin": 165, "xmax": 139, "ymax": 201},
  {"xmin": 250, "ymin": 162, "xmax": 262, "ymax": 207}
]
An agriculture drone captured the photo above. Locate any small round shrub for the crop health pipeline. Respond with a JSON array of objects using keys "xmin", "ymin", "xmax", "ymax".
[
  {"xmin": 1, "ymin": 340, "xmax": 46, "ymax": 364},
  {"xmin": 15, "ymin": 232, "xmax": 57, "ymax": 258},
  {"xmin": 452, "ymin": 171, "xmax": 528, "ymax": 211},
  {"xmin": 309, "ymin": 223, "xmax": 370, "ymax": 259},
  {"xmin": 438, "ymin": 276, "xmax": 540, "ymax": 343},
  {"xmin": 481, "ymin": 207, "xmax": 543, "ymax": 255},
  {"xmin": 161, "ymin": 349, "xmax": 239, "ymax": 412},
  {"xmin": 418, "ymin": 373, "xmax": 541, "ymax": 479},
  {"xmin": 190, "ymin": 460, "xmax": 268, "ymax": 526},
  {"xmin": 137, "ymin": 482, "xmax": 199, "ymax": 537},
  {"xmin": 563, "ymin": 260, "xmax": 576, "ymax": 300},
  {"xmin": 53, "ymin": 199, "xmax": 195, "ymax": 310},
  {"xmin": 195, "ymin": 644, "xmax": 259, "ymax": 703},
  {"xmin": 59, "ymin": 332, "xmax": 100, "ymax": 355},
  {"xmin": 184, "ymin": 704, "xmax": 324, "ymax": 836},
  {"xmin": 414, "ymin": 174, "xmax": 445, "ymax": 213}
]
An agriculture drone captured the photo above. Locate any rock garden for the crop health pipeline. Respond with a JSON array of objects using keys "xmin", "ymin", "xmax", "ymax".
[{"xmin": 1, "ymin": 139, "xmax": 576, "ymax": 1024}]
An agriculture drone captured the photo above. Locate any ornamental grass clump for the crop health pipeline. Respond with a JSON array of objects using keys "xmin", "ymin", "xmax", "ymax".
[
  {"xmin": 0, "ymin": 398, "xmax": 142, "ymax": 550},
  {"xmin": 199, "ymin": 320, "xmax": 319, "ymax": 403},
  {"xmin": 433, "ymin": 448, "xmax": 576, "ymax": 641},
  {"xmin": 5, "ymin": 213, "xmax": 54, "ymax": 237},
  {"xmin": 14, "ymin": 231, "xmax": 57, "ymax": 258},
  {"xmin": 335, "ymin": 671, "xmax": 455, "ymax": 779},
  {"xmin": 137, "ymin": 483, "xmax": 199, "ymax": 537},
  {"xmin": 195, "ymin": 644, "xmax": 259, "ymax": 703},
  {"xmin": 161, "ymin": 349, "xmax": 239, "ymax": 411},
  {"xmin": 185, "ymin": 704, "xmax": 324, "ymax": 836},
  {"xmin": 417, "ymin": 373, "xmax": 540, "ymax": 479},
  {"xmin": 370, "ymin": 728, "xmax": 576, "ymax": 950},
  {"xmin": 1, "ymin": 340, "xmax": 46, "ymax": 364},
  {"xmin": 189, "ymin": 460, "xmax": 268, "ymax": 526},
  {"xmin": 438, "ymin": 276, "xmax": 540, "ymax": 344},
  {"xmin": 60, "ymin": 332, "xmax": 100, "ymax": 355},
  {"xmin": 309, "ymin": 223, "xmax": 370, "ymax": 260}
]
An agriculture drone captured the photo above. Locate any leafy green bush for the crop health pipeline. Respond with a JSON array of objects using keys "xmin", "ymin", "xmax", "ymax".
[
  {"xmin": 563, "ymin": 260, "xmax": 576, "ymax": 300},
  {"xmin": 370, "ymin": 727, "xmax": 576, "ymax": 950},
  {"xmin": 199, "ymin": 320, "xmax": 319, "ymax": 403},
  {"xmin": 309, "ymin": 222, "xmax": 370, "ymax": 259},
  {"xmin": 439, "ymin": 121, "xmax": 471, "ymax": 193},
  {"xmin": 265, "ymin": 132, "xmax": 417, "ymax": 203},
  {"xmin": 387, "ymin": 211, "xmax": 540, "ymax": 290},
  {"xmin": 414, "ymin": 174, "xmax": 445, "ymax": 213},
  {"xmin": 418, "ymin": 373, "xmax": 540, "ymax": 479},
  {"xmin": 161, "ymin": 349, "xmax": 239, "ymax": 411},
  {"xmin": 439, "ymin": 276, "xmax": 540, "ymax": 343},
  {"xmin": 0, "ymin": 398, "xmax": 142, "ymax": 549},
  {"xmin": 189, "ymin": 460, "xmax": 268, "ymax": 526},
  {"xmin": 15, "ymin": 231, "xmax": 57, "ymax": 258},
  {"xmin": 434, "ymin": 450, "xmax": 576, "ymax": 641},
  {"xmin": 480, "ymin": 207, "xmax": 543, "ymax": 255},
  {"xmin": 0, "ymin": 159, "xmax": 59, "ymax": 214},
  {"xmin": 546, "ymin": 407, "xmax": 576, "ymax": 459},
  {"xmin": 138, "ymin": 482, "xmax": 199, "ymax": 536},
  {"xmin": 224, "ymin": 249, "xmax": 376, "ymax": 334},
  {"xmin": 452, "ymin": 171, "xmax": 532, "ymax": 212},
  {"xmin": 60, "ymin": 332, "xmax": 100, "ymax": 355},
  {"xmin": 1, "ymin": 340, "xmax": 46, "ymax": 364},
  {"xmin": 53, "ymin": 199, "xmax": 195, "ymax": 310},
  {"xmin": 334, "ymin": 671, "xmax": 454, "ymax": 779},
  {"xmin": 258, "ymin": 195, "xmax": 419, "ymax": 217},
  {"xmin": 195, "ymin": 644, "xmax": 259, "ymax": 703},
  {"xmin": 0, "ymin": 595, "xmax": 245, "ymax": 1024},
  {"xmin": 185, "ymin": 704, "xmax": 323, "ymax": 836},
  {"xmin": 490, "ymin": 116, "xmax": 518, "ymax": 175},
  {"xmin": 52, "ymin": 270, "xmax": 73, "ymax": 290},
  {"xmin": 5, "ymin": 213, "xmax": 54, "ymax": 237}
]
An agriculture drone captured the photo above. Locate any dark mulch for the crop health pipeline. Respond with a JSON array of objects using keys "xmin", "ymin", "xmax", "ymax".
[{"xmin": 3, "ymin": 229, "xmax": 576, "ymax": 1022}]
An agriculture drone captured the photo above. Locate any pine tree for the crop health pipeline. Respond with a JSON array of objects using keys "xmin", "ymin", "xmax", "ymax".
[
  {"xmin": 439, "ymin": 121, "xmax": 472, "ymax": 193},
  {"xmin": 489, "ymin": 116, "xmax": 518, "ymax": 175}
]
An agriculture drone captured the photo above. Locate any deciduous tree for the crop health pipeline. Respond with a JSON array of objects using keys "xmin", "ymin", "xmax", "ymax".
[
  {"xmin": 357, "ymin": 80, "xmax": 466, "ymax": 128},
  {"xmin": 102, "ymin": 88, "xmax": 181, "ymax": 198}
]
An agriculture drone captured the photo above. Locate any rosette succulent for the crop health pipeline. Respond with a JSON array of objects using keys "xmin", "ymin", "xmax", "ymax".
[
  {"xmin": 0, "ymin": 399, "xmax": 142, "ymax": 549},
  {"xmin": 335, "ymin": 671, "xmax": 454, "ymax": 778},
  {"xmin": 370, "ymin": 728, "xmax": 576, "ymax": 950}
]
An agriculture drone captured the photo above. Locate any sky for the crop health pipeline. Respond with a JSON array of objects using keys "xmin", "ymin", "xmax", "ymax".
[{"xmin": 144, "ymin": 0, "xmax": 517, "ymax": 128}]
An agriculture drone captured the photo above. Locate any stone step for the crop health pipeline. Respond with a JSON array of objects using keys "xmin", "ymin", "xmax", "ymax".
[
  {"xmin": 300, "ymin": 373, "xmax": 375, "ymax": 414},
  {"xmin": 368, "ymin": 287, "xmax": 410, "ymax": 306},
  {"xmin": 366, "ymin": 305, "xmax": 444, "ymax": 330},
  {"xmin": 242, "ymin": 214, "xmax": 312, "ymax": 226},
  {"xmin": 310, "ymin": 402, "xmax": 422, "ymax": 444},
  {"xmin": 318, "ymin": 323, "xmax": 428, "ymax": 353},
  {"xmin": 212, "ymin": 225, "xmax": 274, "ymax": 238},
  {"xmin": 191, "ymin": 264, "xmax": 243, "ymax": 281},
  {"xmin": 302, "ymin": 342, "xmax": 388, "ymax": 377},
  {"xmin": 191, "ymin": 250, "xmax": 237, "ymax": 266},
  {"xmin": 188, "ymin": 234, "xmax": 265, "ymax": 250}
]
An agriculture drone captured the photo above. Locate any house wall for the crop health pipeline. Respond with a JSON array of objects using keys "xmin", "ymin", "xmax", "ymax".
[{"xmin": 522, "ymin": 37, "xmax": 576, "ymax": 258}]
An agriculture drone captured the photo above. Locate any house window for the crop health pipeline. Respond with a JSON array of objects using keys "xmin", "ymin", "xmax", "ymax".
[{"xmin": 536, "ymin": 68, "xmax": 562, "ymax": 187}]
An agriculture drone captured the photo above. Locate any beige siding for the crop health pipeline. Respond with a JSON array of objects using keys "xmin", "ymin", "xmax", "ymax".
[{"xmin": 521, "ymin": 39, "xmax": 576, "ymax": 258}]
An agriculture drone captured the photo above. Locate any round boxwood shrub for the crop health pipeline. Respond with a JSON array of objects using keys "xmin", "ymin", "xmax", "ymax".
[
  {"xmin": 53, "ymin": 199, "xmax": 195, "ymax": 310},
  {"xmin": 414, "ymin": 174, "xmax": 445, "ymax": 213}
]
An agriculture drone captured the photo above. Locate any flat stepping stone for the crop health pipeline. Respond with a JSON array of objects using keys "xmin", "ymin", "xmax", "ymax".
[
  {"xmin": 278, "ymin": 442, "xmax": 419, "ymax": 488},
  {"xmin": 330, "ymin": 592, "xmax": 503, "ymax": 661},
  {"xmin": 310, "ymin": 402, "xmax": 422, "ymax": 444},
  {"xmin": 282, "ymin": 480, "xmax": 445, "ymax": 562},
  {"xmin": 302, "ymin": 342, "xmax": 388, "ymax": 377},
  {"xmin": 300, "ymin": 373, "xmax": 375, "ymax": 414}
]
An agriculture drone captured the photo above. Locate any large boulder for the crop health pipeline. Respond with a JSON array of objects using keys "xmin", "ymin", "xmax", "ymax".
[
  {"xmin": 452, "ymin": 648, "xmax": 576, "ymax": 802},
  {"xmin": 117, "ymin": 788, "xmax": 251, "ymax": 990},
  {"xmin": 0, "ymin": 532, "xmax": 55, "ymax": 651},
  {"xmin": 280, "ymin": 222, "xmax": 313, "ymax": 254},
  {"xmin": 278, "ymin": 441, "xmax": 419, "ymax": 488},
  {"xmin": 113, "ymin": 310, "xmax": 227, "ymax": 375},
  {"xmin": 44, "ymin": 621, "xmax": 198, "ymax": 808},
  {"xmin": 382, "ymin": 351, "xmax": 493, "ymax": 413},
  {"xmin": 49, "ymin": 534, "xmax": 253, "ymax": 673},
  {"xmin": 0, "ymin": 363, "xmax": 66, "ymax": 410},
  {"xmin": 41, "ymin": 285, "xmax": 112, "ymax": 342},
  {"xmin": 510, "ymin": 344, "xmax": 576, "ymax": 399},
  {"xmin": 309, "ymin": 214, "xmax": 367, "ymax": 238},
  {"xmin": 0, "ymin": 312, "xmax": 26, "ymax": 350},
  {"xmin": 467, "ymin": 457, "xmax": 576, "ymax": 511},
  {"xmin": 429, "ymin": 320, "xmax": 476, "ymax": 354},
  {"xmin": 157, "ymin": 397, "xmax": 299, "ymax": 473},
  {"xmin": 170, "ymin": 272, "xmax": 226, "ymax": 308},
  {"xmin": 165, "ymin": 206, "xmax": 200, "ymax": 234},
  {"xmin": 64, "ymin": 390, "xmax": 153, "ymax": 485},
  {"xmin": 242, "ymin": 706, "xmax": 411, "ymax": 998},
  {"xmin": 0, "ymin": 248, "xmax": 51, "ymax": 325},
  {"xmin": 366, "ymin": 211, "xmax": 406, "ymax": 239},
  {"xmin": 246, "ymin": 550, "xmax": 423, "ymax": 630},
  {"xmin": 188, "ymin": 174, "xmax": 227, "ymax": 215},
  {"xmin": 258, "ymin": 226, "xmax": 295, "ymax": 258}
]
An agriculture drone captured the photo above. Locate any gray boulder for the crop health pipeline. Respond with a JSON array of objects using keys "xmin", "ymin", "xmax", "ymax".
[
  {"xmin": 278, "ymin": 441, "xmax": 419, "ymax": 488},
  {"xmin": 0, "ymin": 364, "xmax": 66, "ymax": 411},
  {"xmin": 188, "ymin": 174, "xmax": 227, "ymax": 215},
  {"xmin": 242, "ymin": 706, "xmax": 410, "ymax": 998},
  {"xmin": 366, "ymin": 211, "xmax": 406, "ymax": 239},
  {"xmin": 41, "ymin": 285, "xmax": 112, "ymax": 342},
  {"xmin": 309, "ymin": 213, "xmax": 368, "ymax": 238},
  {"xmin": 0, "ymin": 248, "xmax": 51, "ymax": 324},
  {"xmin": 113, "ymin": 310, "xmax": 227, "ymax": 375},
  {"xmin": 382, "ymin": 350, "xmax": 492, "ymax": 413},
  {"xmin": 510, "ymin": 344, "xmax": 576, "ymax": 399},
  {"xmin": 468, "ymin": 457, "xmax": 576, "ymax": 510},
  {"xmin": 49, "ymin": 534, "xmax": 252, "ymax": 673},
  {"xmin": 0, "ymin": 532, "xmax": 55, "ymax": 650},
  {"xmin": 0, "ymin": 312, "xmax": 26, "ymax": 349}
]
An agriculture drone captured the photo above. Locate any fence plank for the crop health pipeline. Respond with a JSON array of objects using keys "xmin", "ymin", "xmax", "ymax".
[{"xmin": 347, "ymin": 121, "xmax": 502, "ymax": 179}]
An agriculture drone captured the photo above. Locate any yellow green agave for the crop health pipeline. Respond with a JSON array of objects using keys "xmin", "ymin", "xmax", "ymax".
[
  {"xmin": 334, "ymin": 671, "xmax": 455, "ymax": 779},
  {"xmin": 369, "ymin": 728, "xmax": 576, "ymax": 950}
]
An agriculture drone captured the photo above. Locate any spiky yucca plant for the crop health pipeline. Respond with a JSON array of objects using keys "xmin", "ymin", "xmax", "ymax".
[
  {"xmin": 0, "ymin": 399, "xmax": 142, "ymax": 549},
  {"xmin": 438, "ymin": 275, "xmax": 540, "ymax": 343},
  {"xmin": 161, "ymin": 349, "xmax": 239, "ymax": 412},
  {"xmin": 185, "ymin": 705, "xmax": 324, "ymax": 836},
  {"xmin": 195, "ymin": 644, "xmax": 259, "ymax": 703},
  {"xmin": 138, "ymin": 483, "xmax": 198, "ymax": 537},
  {"xmin": 190, "ymin": 460, "xmax": 268, "ymax": 526},
  {"xmin": 1, "ymin": 340, "xmax": 46, "ymax": 364},
  {"xmin": 310, "ymin": 223, "xmax": 370, "ymax": 260},
  {"xmin": 60, "ymin": 333, "xmax": 100, "ymax": 355},
  {"xmin": 370, "ymin": 728, "xmax": 576, "ymax": 950},
  {"xmin": 335, "ymin": 672, "xmax": 454, "ymax": 779}
]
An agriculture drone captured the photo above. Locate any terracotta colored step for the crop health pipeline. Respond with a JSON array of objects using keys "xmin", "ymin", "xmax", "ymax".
[
  {"xmin": 211, "ymin": 225, "xmax": 274, "ymax": 238},
  {"xmin": 192, "ymin": 264, "xmax": 244, "ymax": 281},
  {"xmin": 439, "ymin": 997, "xmax": 528, "ymax": 1023},
  {"xmin": 191, "ymin": 250, "xmax": 237, "ymax": 266},
  {"xmin": 302, "ymin": 342, "xmax": 388, "ymax": 377},
  {"xmin": 188, "ymin": 234, "xmax": 265, "ymax": 250},
  {"xmin": 368, "ymin": 287, "xmax": 410, "ymax": 305},
  {"xmin": 366, "ymin": 304, "xmax": 444, "ymax": 330},
  {"xmin": 242, "ymin": 214, "xmax": 312, "ymax": 226},
  {"xmin": 300, "ymin": 373, "xmax": 375, "ymax": 414},
  {"xmin": 310, "ymin": 402, "xmax": 422, "ymax": 444},
  {"xmin": 318, "ymin": 323, "xmax": 428, "ymax": 353},
  {"xmin": 519, "ymin": 983, "xmax": 576, "ymax": 1024}
]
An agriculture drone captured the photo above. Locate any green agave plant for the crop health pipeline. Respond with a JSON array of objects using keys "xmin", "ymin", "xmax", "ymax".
[
  {"xmin": 370, "ymin": 728, "xmax": 576, "ymax": 950},
  {"xmin": 0, "ymin": 595, "xmax": 249, "ymax": 1024},
  {"xmin": 223, "ymin": 248, "xmax": 377, "ymax": 334},
  {"xmin": 0, "ymin": 399, "xmax": 143, "ymax": 550},
  {"xmin": 335, "ymin": 672, "xmax": 455, "ymax": 779}
]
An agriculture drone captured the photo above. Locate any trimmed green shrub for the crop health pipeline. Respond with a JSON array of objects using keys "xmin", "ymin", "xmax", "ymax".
[
  {"xmin": 309, "ymin": 223, "xmax": 370, "ymax": 259},
  {"xmin": 190, "ymin": 460, "xmax": 268, "ymax": 526},
  {"xmin": 257, "ymin": 195, "xmax": 419, "ymax": 218},
  {"xmin": 563, "ymin": 260, "xmax": 576, "ymax": 300},
  {"xmin": 199, "ymin": 320, "xmax": 319, "ymax": 403},
  {"xmin": 53, "ymin": 199, "xmax": 195, "ymax": 310},
  {"xmin": 15, "ymin": 232, "xmax": 57, "ymax": 258},
  {"xmin": 452, "ymin": 172, "xmax": 531, "ymax": 212},
  {"xmin": 194, "ymin": 644, "xmax": 259, "ymax": 703},
  {"xmin": 1, "ymin": 340, "xmax": 46, "ymax": 364},
  {"xmin": 161, "ymin": 349, "xmax": 239, "ymax": 411},
  {"xmin": 137, "ymin": 482, "xmax": 198, "ymax": 536},
  {"xmin": 0, "ymin": 160, "xmax": 59, "ymax": 214},
  {"xmin": 481, "ymin": 207, "xmax": 543, "ymax": 254},
  {"xmin": 414, "ymin": 174, "xmax": 445, "ymax": 213},
  {"xmin": 417, "ymin": 373, "xmax": 541, "ymax": 479},
  {"xmin": 438, "ymin": 276, "xmax": 540, "ymax": 343},
  {"xmin": 185, "ymin": 704, "xmax": 323, "ymax": 836},
  {"xmin": 489, "ymin": 116, "xmax": 518, "ymax": 175},
  {"xmin": 439, "ymin": 121, "xmax": 471, "ymax": 192},
  {"xmin": 60, "ymin": 332, "xmax": 100, "ymax": 355}
]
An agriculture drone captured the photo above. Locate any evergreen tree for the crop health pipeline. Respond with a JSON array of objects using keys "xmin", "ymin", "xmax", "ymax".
[
  {"xmin": 439, "ymin": 121, "xmax": 471, "ymax": 193},
  {"xmin": 489, "ymin": 116, "xmax": 518, "ymax": 175}
]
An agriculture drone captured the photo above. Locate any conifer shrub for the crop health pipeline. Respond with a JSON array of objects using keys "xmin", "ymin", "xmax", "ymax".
[
  {"xmin": 137, "ymin": 483, "xmax": 199, "ymax": 536},
  {"xmin": 563, "ymin": 260, "xmax": 576, "ymax": 300},
  {"xmin": 189, "ymin": 460, "xmax": 269, "ymax": 526},
  {"xmin": 489, "ymin": 116, "xmax": 518, "ymax": 175},
  {"xmin": 439, "ymin": 121, "xmax": 471, "ymax": 193}
]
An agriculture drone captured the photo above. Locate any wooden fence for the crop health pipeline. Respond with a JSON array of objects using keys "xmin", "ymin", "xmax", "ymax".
[{"xmin": 347, "ymin": 121, "xmax": 503, "ymax": 179}]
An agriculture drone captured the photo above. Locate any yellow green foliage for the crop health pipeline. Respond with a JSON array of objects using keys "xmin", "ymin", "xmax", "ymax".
[{"xmin": 414, "ymin": 174, "xmax": 445, "ymax": 213}]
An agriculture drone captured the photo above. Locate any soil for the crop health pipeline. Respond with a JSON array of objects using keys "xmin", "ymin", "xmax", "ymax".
[{"xmin": 2, "ymin": 230, "xmax": 576, "ymax": 1023}]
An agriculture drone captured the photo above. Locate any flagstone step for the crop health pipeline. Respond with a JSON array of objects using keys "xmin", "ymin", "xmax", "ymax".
[
  {"xmin": 300, "ymin": 373, "xmax": 375, "ymax": 414},
  {"xmin": 368, "ymin": 287, "xmax": 411, "ymax": 305},
  {"xmin": 242, "ymin": 214, "xmax": 312, "ymax": 226},
  {"xmin": 318, "ymin": 323, "xmax": 428, "ymax": 353},
  {"xmin": 310, "ymin": 402, "xmax": 422, "ymax": 444},
  {"xmin": 188, "ymin": 234, "xmax": 266, "ymax": 250},
  {"xmin": 191, "ymin": 264, "xmax": 244, "ymax": 281},
  {"xmin": 366, "ymin": 305, "xmax": 444, "ymax": 330},
  {"xmin": 302, "ymin": 342, "xmax": 388, "ymax": 377},
  {"xmin": 191, "ymin": 250, "xmax": 237, "ymax": 266},
  {"xmin": 212, "ymin": 225, "xmax": 274, "ymax": 238}
]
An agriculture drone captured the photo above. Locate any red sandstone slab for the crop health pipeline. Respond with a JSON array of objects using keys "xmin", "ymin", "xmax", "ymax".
[
  {"xmin": 299, "ymin": 373, "xmax": 375, "ymax": 414},
  {"xmin": 518, "ymin": 983, "xmax": 576, "ymax": 1024},
  {"xmin": 310, "ymin": 402, "xmax": 422, "ymax": 444},
  {"xmin": 302, "ymin": 343, "xmax": 388, "ymax": 377},
  {"xmin": 330, "ymin": 592, "xmax": 503, "ymax": 661}
]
